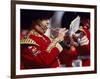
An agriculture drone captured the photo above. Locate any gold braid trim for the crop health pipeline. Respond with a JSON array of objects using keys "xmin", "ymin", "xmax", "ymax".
[
  {"xmin": 20, "ymin": 29, "xmax": 41, "ymax": 45},
  {"xmin": 46, "ymin": 38, "xmax": 60, "ymax": 53},
  {"xmin": 20, "ymin": 38, "xmax": 39, "ymax": 46}
]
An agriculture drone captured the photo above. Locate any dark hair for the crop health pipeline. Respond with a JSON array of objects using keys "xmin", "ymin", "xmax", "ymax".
[{"xmin": 21, "ymin": 9, "xmax": 54, "ymax": 29}]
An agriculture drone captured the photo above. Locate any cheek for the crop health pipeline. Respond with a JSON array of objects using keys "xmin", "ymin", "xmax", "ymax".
[
  {"xmin": 41, "ymin": 21, "xmax": 46, "ymax": 26},
  {"xmin": 35, "ymin": 26, "xmax": 44, "ymax": 32},
  {"xmin": 38, "ymin": 27, "xmax": 43, "ymax": 32},
  {"xmin": 42, "ymin": 20, "xmax": 49, "ymax": 26}
]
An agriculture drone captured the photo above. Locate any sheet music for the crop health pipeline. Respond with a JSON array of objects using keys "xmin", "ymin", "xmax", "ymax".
[{"xmin": 69, "ymin": 16, "xmax": 80, "ymax": 37}]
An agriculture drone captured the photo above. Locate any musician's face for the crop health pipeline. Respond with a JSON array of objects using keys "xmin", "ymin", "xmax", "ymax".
[
  {"xmin": 34, "ymin": 19, "xmax": 50, "ymax": 34},
  {"xmin": 82, "ymin": 19, "xmax": 90, "ymax": 29}
]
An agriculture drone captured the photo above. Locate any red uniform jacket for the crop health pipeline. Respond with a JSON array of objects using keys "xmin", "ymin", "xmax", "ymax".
[
  {"xmin": 58, "ymin": 47, "xmax": 78, "ymax": 67},
  {"xmin": 76, "ymin": 28, "xmax": 90, "ymax": 66},
  {"xmin": 20, "ymin": 30, "xmax": 60, "ymax": 69}
]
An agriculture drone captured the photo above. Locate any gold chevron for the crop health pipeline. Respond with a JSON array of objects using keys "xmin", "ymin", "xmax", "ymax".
[{"xmin": 20, "ymin": 37, "xmax": 39, "ymax": 46}]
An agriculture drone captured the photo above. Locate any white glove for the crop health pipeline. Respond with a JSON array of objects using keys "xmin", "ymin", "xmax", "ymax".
[{"xmin": 78, "ymin": 36, "xmax": 89, "ymax": 46}]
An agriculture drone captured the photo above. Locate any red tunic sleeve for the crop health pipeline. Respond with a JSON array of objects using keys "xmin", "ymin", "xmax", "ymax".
[{"xmin": 21, "ymin": 44, "xmax": 60, "ymax": 68}]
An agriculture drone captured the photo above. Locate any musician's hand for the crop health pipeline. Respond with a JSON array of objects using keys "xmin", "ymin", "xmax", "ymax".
[
  {"xmin": 57, "ymin": 28, "xmax": 68, "ymax": 41},
  {"xmin": 78, "ymin": 36, "xmax": 89, "ymax": 46}
]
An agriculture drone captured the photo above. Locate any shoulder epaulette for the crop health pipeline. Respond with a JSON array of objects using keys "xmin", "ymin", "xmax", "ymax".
[{"xmin": 20, "ymin": 38, "xmax": 39, "ymax": 46}]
